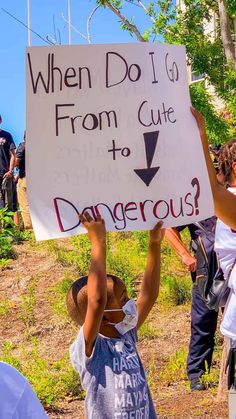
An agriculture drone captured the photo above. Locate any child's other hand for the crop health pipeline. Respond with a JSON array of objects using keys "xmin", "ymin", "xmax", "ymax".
[
  {"xmin": 149, "ymin": 221, "xmax": 165, "ymax": 244},
  {"xmin": 79, "ymin": 211, "xmax": 106, "ymax": 242},
  {"xmin": 190, "ymin": 107, "xmax": 206, "ymax": 136}
]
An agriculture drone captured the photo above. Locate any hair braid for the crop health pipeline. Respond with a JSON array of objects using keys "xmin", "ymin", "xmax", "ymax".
[{"xmin": 218, "ymin": 139, "xmax": 236, "ymax": 184}]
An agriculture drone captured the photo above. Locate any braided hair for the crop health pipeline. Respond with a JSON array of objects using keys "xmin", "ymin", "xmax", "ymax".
[{"xmin": 218, "ymin": 139, "xmax": 236, "ymax": 185}]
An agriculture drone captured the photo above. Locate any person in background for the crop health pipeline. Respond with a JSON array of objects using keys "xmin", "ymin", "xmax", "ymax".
[
  {"xmin": 213, "ymin": 139, "xmax": 236, "ymax": 340},
  {"xmin": 191, "ymin": 107, "xmax": 236, "ymax": 231},
  {"xmin": 165, "ymin": 216, "xmax": 221, "ymax": 390},
  {"xmin": 15, "ymin": 131, "xmax": 32, "ymax": 229},
  {"xmin": 0, "ymin": 361, "xmax": 47, "ymax": 419},
  {"xmin": 0, "ymin": 114, "xmax": 16, "ymax": 212}
]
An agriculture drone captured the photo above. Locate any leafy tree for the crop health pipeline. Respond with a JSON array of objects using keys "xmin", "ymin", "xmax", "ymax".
[{"xmin": 97, "ymin": 0, "xmax": 236, "ymax": 143}]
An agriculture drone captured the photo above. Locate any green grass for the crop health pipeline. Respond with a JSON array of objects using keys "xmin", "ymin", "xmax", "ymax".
[
  {"xmin": 159, "ymin": 231, "xmax": 193, "ymax": 306},
  {"xmin": 199, "ymin": 333, "xmax": 223, "ymax": 391},
  {"xmin": 48, "ymin": 271, "xmax": 75, "ymax": 318},
  {"xmin": 160, "ymin": 275, "xmax": 192, "ymax": 306},
  {"xmin": 159, "ymin": 333, "xmax": 223, "ymax": 390},
  {"xmin": 0, "ymin": 208, "xmax": 31, "ymax": 265},
  {"xmin": 160, "ymin": 348, "xmax": 188, "ymax": 384},
  {"xmin": 0, "ymin": 226, "xmax": 203, "ymax": 409},
  {"xmin": 0, "ymin": 299, "xmax": 11, "ymax": 316},
  {"xmin": 147, "ymin": 355, "xmax": 157, "ymax": 394},
  {"xmin": 138, "ymin": 322, "xmax": 160, "ymax": 341},
  {"xmin": 40, "ymin": 232, "xmax": 148, "ymax": 296},
  {"xmin": 1, "ymin": 339, "xmax": 83, "ymax": 408},
  {"xmin": 0, "ymin": 259, "xmax": 12, "ymax": 269},
  {"xmin": 19, "ymin": 275, "xmax": 39, "ymax": 327}
]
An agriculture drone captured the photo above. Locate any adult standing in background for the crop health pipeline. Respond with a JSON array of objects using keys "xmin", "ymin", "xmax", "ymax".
[
  {"xmin": 15, "ymin": 131, "xmax": 32, "ymax": 229},
  {"xmin": 0, "ymin": 114, "xmax": 16, "ymax": 211},
  {"xmin": 165, "ymin": 217, "xmax": 222, "ymax": 391}
]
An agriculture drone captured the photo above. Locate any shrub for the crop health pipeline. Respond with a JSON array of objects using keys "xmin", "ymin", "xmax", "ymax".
[{"xmin": 0, "ymin": 208, "xmax": 29, "ymax": 260}]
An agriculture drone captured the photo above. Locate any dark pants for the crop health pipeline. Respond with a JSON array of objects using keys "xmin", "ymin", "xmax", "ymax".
[
  {"xmin": 187, "ymin": 284, "xmax": 218, "ymax": 380},
  {"xmin": 0, "ymin": 175, "xmax": 17, "ymax": 212}
]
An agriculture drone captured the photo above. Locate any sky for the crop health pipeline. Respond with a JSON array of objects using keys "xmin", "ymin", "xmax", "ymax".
[{"xmin": 0, "ymin": 0, "xmax": 155, "ymax": 145}]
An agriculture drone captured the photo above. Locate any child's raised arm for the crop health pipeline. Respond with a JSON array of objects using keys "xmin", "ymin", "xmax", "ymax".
[
  {"xmin": 136, "ymin": 221, "xmax": 164, "ymax": 329},
  {"xmin": 80, "ymin": 212, "xmax": 107, "ymax": 357},
  {"xmin": 191, "ymin": 107, "xmax": 236, "ymax": 231}
]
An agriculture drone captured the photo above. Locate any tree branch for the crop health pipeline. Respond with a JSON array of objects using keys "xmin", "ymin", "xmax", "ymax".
[
  {"xmin": 137, "ymin": 0, "xmax": 156, "ymax": 24},
  {"xmin": 61, "ymin": 13, "xmax": 88, "ymax": 41},
  {"xmin": 103, "ymin": 0, "xmax": 146, "ymax": 42},
  {"xmin": 87, "ymin": 5, "xmax": 100, "ymax": 44},
  {"xmin": 218, "ymin": 0, "xmax": 236, "ymax": 67}
]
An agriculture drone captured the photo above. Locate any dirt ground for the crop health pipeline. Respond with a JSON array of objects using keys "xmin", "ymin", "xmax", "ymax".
[{"xmin": 0, "ymin": 241, "xmax": 228, "ymax": 419}]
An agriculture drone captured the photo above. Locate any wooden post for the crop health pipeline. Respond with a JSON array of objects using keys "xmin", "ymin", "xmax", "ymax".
[{"xmin": 217, "ymin": 337, "xmax": 229, "ymax": 401}]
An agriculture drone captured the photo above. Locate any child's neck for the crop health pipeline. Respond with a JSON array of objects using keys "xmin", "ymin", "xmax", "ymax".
[{"xmin": 99, "ymin": 324, "xmax": 121, "ymax": 338}]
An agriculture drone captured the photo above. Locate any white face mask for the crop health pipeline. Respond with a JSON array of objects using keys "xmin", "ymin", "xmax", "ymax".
[{"xmin": 104, "ymin": 299, "xmax": 138, "ymax": 335}]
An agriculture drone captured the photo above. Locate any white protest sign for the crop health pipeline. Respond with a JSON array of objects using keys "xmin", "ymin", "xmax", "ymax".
[{"xmin": 26, "ymin": 43, "xmax": 213, "ymax": 241}]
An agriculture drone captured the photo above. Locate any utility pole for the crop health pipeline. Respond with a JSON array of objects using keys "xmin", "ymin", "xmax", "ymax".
[
  {"xmin": 68, "ymin": 0, "xmax": 71, "ymax": 45},
  {"xmin": 27, "ymin": 0, "xmax": 31, "ymax": 46}
]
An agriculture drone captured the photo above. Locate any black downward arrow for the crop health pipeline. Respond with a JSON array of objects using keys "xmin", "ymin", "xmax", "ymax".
[{"xmin": 134, "ymin": 131, "xmax": 160, "ymax": 187}]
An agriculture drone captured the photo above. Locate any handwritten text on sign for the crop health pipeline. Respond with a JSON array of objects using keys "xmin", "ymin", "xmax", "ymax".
[{"xmin": 26, "ymin": 43, "xmax": 213, "ymax": 240}]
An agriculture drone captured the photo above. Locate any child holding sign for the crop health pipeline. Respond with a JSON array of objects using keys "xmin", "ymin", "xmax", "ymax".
[{"xmin": 66, "ymin": 211, "xmax": 164, "ymax": 419}]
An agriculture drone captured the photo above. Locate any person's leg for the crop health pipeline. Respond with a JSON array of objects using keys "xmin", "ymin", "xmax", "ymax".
[
  {"xmin": 187, "ymin": 283, "xmax": 218, "ymax": 387},
  {"xmin": 0, "ymin": 176, "xmax": 4, "ymax": 209},
  {"xmin": 17, "ymin": 177, "xmax": 32, "ymax": 229},
  {"xmin": 3, "ymin": 177, "xmax": 14, "ymax": 211}
]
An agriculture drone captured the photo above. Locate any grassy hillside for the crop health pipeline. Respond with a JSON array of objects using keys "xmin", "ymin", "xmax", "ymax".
[{"xmin": 0, "ymin": 211, "xmax": 227, "ymax": 417}]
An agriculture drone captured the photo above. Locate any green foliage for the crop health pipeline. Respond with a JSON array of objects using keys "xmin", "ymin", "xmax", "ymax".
[
  {"xmin": 0, "ymin": 299, "xmax": 11, "ymax": 316},
  {"xmin": 0, "ymin": 235, "xmax": 14, "ymax": 259},
  {"xmin": 19, "ymin": 276, "xmax": 38, "ymax": 327},
  {"xmin": 199, "ymin": 333, "xmax": 222, "ymax": 390},
  {"xmin": 48, "ymin": 271, "xmax": 75, "ymax": 317},
  {"xmin": 0, "ymin": 259, "xmax": 11, "ymax": 269},
  {"xmin": 227, "ymin": 0, "xmax": 236, "ymax": 17},
  {"xmin": 1, "ymin": 342, "xmax": 22, "ymax": 371},
  {"xmin": 1, "ymin": 339, "xmax": 83, "ymax": 408},
  {"xmin": 99, "ymin": 0, "xmax": 236, "ymax": 143},
  {"xmin": 200, "ymin": 361, "xmax": 219, "ymax": 390},
  {"xmin": 107, "ymin": 232, "xmax": 146, "ymax": 295},
  {"xmin": 160, "ymin": 230, "xmax": 192, "ymax": 306},
  {"xmin": 146, "ymin": 355, "xmax": 157, "ymax": 394},
  {"xmin": 70, "ymin": 235, "xmax": 92, "ymax": 274},
  {"xmin": 132, "ymin": 230, "xmax": 149, "ymax": 252},
  {"xmin": 160, "ymin": 348, "xmax": 188, "ymax": 384},
  {"xmin": 160, "ymin": 275, "xmax": 192, "ymax": 306},
  {"xmin": 43, "ymin": 236, "xmax": 92, "ymax": 275},
  {"xmin": 45, "ymin": 232, "xmax": 147, "ymax": 297},
  {"xmin": 138, "ymin": 322, "xmax": 160, "ymax": 340},
  {"xmin": 0, "ymin": 208, "xmax": 29, "ymax": 261},
  {"xmin": 190, "ymin": 82, "xmax": 233, "ymax": 144},
  {"xmin": 163, "ymin": 0, "xmax": 236, "ymax": 139}
]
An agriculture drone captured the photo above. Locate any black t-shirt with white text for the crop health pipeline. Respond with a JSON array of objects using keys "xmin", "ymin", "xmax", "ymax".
[
  {"xmin": 0, "ymin": 130, "xmax": 16, "ymax": 175},
  {"xmin": 16, "ymin": 142, "xmax": 25, "ymax": 178}
]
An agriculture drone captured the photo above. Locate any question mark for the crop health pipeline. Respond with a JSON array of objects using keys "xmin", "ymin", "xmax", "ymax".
[{"xmin": 191, "ymin": 177, "xmax": 200, "ymax": 215}]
